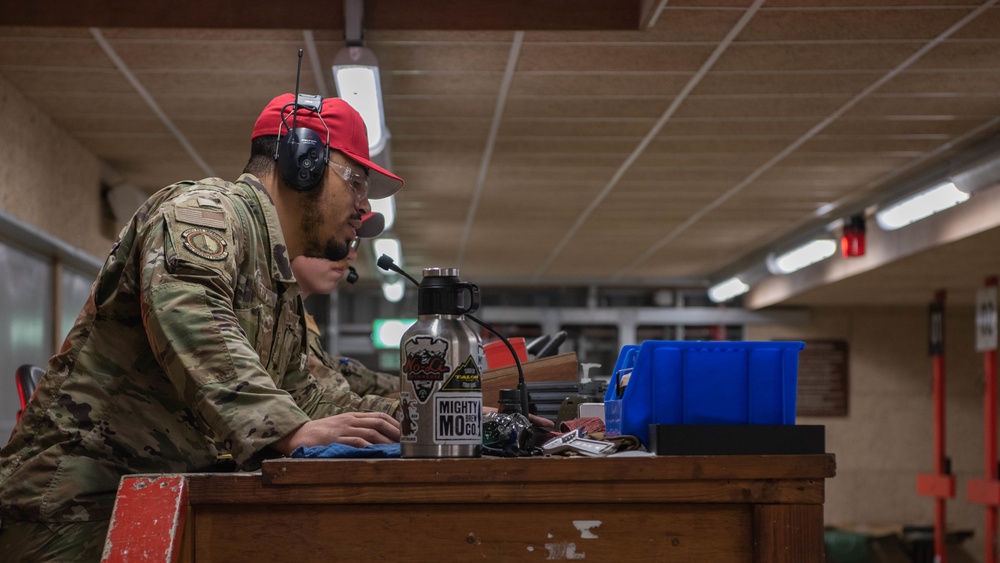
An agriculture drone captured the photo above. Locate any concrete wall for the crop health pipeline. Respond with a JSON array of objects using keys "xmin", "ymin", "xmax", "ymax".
[
  {"xmin": 0, "ymin": 73, "xmax": 111, "ymax": 259},
  {"xmin": 748, "ymin": 305, "xmax": 986, "ymax": 561},
  {"xmin": 0, "ymin": 73, "xmax": 111, "ymax": 444}
]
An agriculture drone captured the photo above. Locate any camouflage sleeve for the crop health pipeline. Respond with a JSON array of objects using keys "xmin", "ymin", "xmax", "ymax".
[
  {"xmin": 304, "ymin": 316, "xmax": 352, "ymax": 396},
  {"xmin": 329, "ymin": 353, "xmax": 400, "ymax": 398},
  {"xmin": 301, "ymin": 318, "xmax": 400, "ymax": 419},
  {"xmin": 140, "ymin": 190, "xmax": 311, "ymax": 468}
]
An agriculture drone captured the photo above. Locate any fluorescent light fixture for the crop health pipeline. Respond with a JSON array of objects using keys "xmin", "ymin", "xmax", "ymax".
[
  {"xmin": 767, "ymin": 239, "xmax": 837, "ymax": 275},
  {"xmin": 333, "ymin": 46, "xmax": 387, "ymax": 156},
  {"xmin": 373, "ymin": 236, "xmax": 401, "ymax": 267},
  {"xmin": 381, "ymin": 279, "xmax": 405, "ymax": 303},
  {"xmin": 708, "ymin": 277, "xmax": 749, "ymax": 303},
  {"xmin": 814, "ymin": 202, "xmax": 837, "ymax": 217},
  {"xmin": 372, "ymin": 318, "xmax": 416, "ymax": 348},
  {"xmin": 371, "ymin": 196, "xmax": 395, "ymax": 231},
  {"xmin": 875, "ymin": 181, "xmax": 970, "ymax": 231}
]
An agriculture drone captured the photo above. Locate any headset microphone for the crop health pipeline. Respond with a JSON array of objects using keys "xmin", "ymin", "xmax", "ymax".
[
  {"xmin": 346, "ymin": 266, "xmax": 359, "ymax": 284},
  {"xmin": 377, "ymin": 254, "xmax": 530, "ymax": 417},
  {"xmin": 376, "ymin": 254, "xmax": 420, "ymax": 286},
  {"xmin": 275, "ymin": 49, "xmax": 331, "ymax": 192}
]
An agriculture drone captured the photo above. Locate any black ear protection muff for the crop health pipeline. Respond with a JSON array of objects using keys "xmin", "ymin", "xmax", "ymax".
[
  {"xmin": 276, "ymin": 126, "xmax": 328, "ymax": 191},
  {"xmin": 274, "ymin": 94, "xmax": 331, "ymax": 192}
]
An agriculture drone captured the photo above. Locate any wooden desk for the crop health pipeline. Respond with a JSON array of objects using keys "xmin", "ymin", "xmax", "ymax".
[{"xmin": 104, "ymin": 454, "xmax": 836, "ymax": 562}]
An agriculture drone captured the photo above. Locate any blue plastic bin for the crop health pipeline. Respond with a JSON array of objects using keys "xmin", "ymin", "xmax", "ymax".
[{"xmin": 603, "ymin": 340, "xmax": 804, "ymax": 446}]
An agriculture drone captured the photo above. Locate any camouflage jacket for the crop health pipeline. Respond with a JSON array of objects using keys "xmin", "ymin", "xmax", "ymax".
[
  {"xmin": 0, "ymin": 175, "xmax": 364, "ymax": 523},
  {"xmin": 304, "ymin": 314, "xmax": 399, "ymax": 418}
]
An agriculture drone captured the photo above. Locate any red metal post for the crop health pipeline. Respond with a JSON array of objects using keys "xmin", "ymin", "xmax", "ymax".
[
  {"xmin": 988, "ymin": 338, "xmax": 998, "ymax": 563},
  {"xmin": 917, "ymin": 290, "xmax": 954, "ymax": 563},
  {"xmin": 969, "ymin": 276, "xmax": 1000, "ymax": 563},
  {"xmin": 933, "ymin": 291, "xmax": 948, "ymax": 563}
]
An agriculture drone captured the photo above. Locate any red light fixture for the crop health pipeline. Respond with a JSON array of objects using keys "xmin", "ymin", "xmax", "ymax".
[{"xmin": 840, "ymin": 214, "xmax": 866, "ymax": 258}]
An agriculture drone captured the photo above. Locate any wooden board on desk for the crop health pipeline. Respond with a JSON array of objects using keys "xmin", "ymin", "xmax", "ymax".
[
  {"xmin": 105, "ymin": 455, "xmax": 836, "ymax": 562},
  {"xmin": 193, "ymin": 502, "xmax": 755, "ymax": 561},
  {"xmin": 176, "ymin": 455, "xmax": 833, "ymax": 562},
  {"xmin": 481, "ymin": 352, "xmax": 578, "ymax": 409}
]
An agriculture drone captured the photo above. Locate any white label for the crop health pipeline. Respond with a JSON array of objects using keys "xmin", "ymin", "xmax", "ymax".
[
  {"xmin": 433, "ymin": 393, "xmax": 482, "ymax": 443},
  {"xmin": 977, "ymin": 286, "xmax": 998, "ymax": 352}
]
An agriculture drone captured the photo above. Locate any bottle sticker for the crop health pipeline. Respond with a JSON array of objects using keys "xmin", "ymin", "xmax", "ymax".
[
  {"xmin": 400, "ymin": 392, "xmax": 419, "ymax": 443},
  {"xmin": 440, "ymin": 355, "xmax": 482, "ymax": 392},
  {"xmin": 433, "ymin": 393, "xmax": 482, "ymax": 443},
  {"xmin": 403, "ymin": 336, "xmax": 450, "ymax": 402}
]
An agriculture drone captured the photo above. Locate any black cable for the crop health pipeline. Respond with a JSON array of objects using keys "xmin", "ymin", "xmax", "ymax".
[{"xmin": 466, "ymin": 313, "xmax": 528, "ymax": 417}]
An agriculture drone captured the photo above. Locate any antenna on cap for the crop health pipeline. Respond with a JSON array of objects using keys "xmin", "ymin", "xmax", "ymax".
[{"xmin": 291, "ymin": 49, "xmax": 303, "ymax": 132}]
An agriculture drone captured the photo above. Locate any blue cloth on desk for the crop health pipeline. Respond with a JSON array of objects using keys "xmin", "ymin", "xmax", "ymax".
[{"xmin": 291, "ymin": 443, "xmax": 401, "ymax": 458}]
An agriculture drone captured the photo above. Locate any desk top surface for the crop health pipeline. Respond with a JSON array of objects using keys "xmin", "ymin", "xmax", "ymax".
[
  {"xmin": 258, "ymin": 453, "xmax": 836, "ymax": 486},
  {"xmin": 120, "ymin": 454, "xmax": 835, "ymax": 509}
]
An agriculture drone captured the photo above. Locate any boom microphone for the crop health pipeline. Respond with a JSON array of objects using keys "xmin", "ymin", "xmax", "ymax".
[
  {"xmin": 376, "ymin": 254, "xmax": 420, "ymax": 287},
  {"xmin": 346, "ymin": 266, "xmax": 359, "ymax": 284},
  {"xmin": 377, "ymin": 254, "xmax": 530, "ymax": 418}
]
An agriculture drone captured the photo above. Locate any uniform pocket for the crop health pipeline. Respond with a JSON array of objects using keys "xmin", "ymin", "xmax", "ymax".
[
  {"xmin": 234, "ymin": 306, "xmax": 273, "ymax": 370},
  {"xmin": 268, "ymin": 310, "xmax": 302, "ymax": 382}
]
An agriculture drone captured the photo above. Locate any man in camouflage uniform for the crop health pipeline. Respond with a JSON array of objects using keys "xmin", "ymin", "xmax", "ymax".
[
  {"xmin": 0, "ymin": 93, "xmax": 403, "ymax": 561},
  {"xmin": 294, "ymin": 211, "xmax": 399, "ymax": 418}
]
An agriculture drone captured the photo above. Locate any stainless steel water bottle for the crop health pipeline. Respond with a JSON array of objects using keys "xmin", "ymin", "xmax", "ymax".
[{"xmin": 399, "ymin": 268, "xmax": 484, "ymax": 458}]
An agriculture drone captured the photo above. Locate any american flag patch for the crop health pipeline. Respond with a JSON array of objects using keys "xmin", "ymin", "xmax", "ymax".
[{"xmin": 176, "ymin": 207, "xmax": 227, "ymax": 230}]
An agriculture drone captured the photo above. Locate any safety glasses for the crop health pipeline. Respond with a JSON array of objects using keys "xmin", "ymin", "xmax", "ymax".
[{"xmin": 328, "ymin": 161, "xmax": 370, "ymax": 202}]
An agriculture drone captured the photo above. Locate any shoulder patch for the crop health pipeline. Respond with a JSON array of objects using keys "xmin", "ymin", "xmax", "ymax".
[
  {"xmin": 181, "ymin": 228, "xmax": 229, "ymax": 261},
  {"xmin": 176, "ymin": 206, "xmax": 227, "ymax": 230}
]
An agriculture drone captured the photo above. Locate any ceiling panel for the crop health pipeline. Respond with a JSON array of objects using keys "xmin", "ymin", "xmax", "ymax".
[
  {"xmin": 673, "ymin": 97, "xmax": 853, "ymax": 119},
  {"xmin": 738, "ymin": 8, "xmax": 970, "ymax": 41},
  {"xmin": 693, "ymin": 72, "xmax": 882, "ymax": 96},
  {"xmin": 878, "ymin": 69, "xmax": 1000, "ymax": 94},
  {"xmin": 1, "ymin": 0, "xmax": 999, "ymax": 307}
]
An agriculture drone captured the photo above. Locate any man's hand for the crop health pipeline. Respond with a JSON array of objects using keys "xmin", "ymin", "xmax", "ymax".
[
  {"xmin": 272, "ymin": 412, "xmax": 401, "ymax": 455},
  {"xmin": 528, "ymin": 413, "xmax": 555, "ymax": 429}
]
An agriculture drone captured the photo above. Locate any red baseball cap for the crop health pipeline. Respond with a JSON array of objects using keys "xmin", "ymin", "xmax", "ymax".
[
  {"xmin": 252, "ymin": 94, "xmax": 403, "ymax": 200},
  {"xmin": 356, "ymin": 212, "xmax": 385, "ymax": 238}
]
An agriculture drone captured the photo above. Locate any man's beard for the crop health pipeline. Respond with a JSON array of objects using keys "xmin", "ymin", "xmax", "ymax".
[
  {"xmin": 300, "ymin": 197, "xmax": 351, "ymax": 262},
  {"xmin": 306, "ymin": 236, "xmax": 349, "ymax": 262}
]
